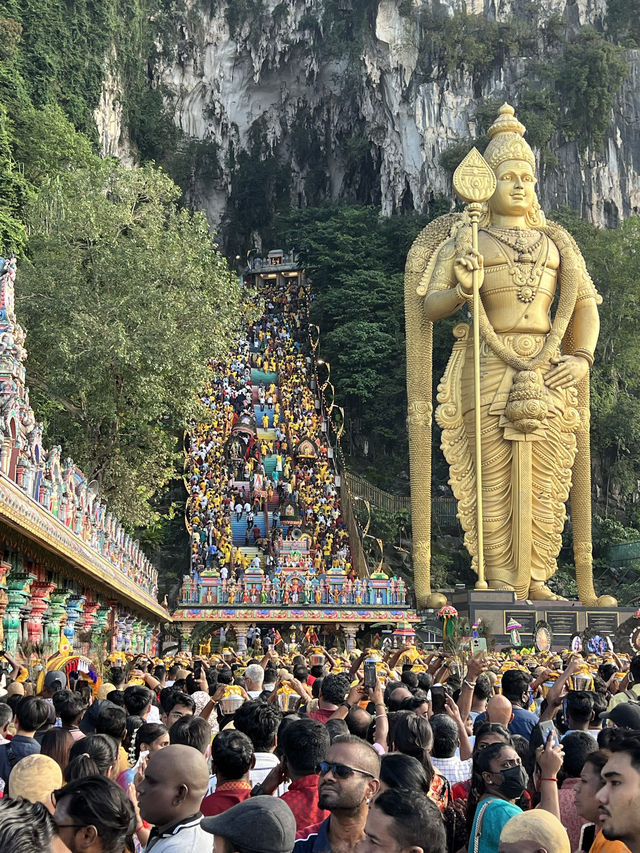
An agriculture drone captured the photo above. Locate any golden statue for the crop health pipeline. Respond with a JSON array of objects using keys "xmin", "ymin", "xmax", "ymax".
[{"xmin": 405, "ymin": 103, "xmax": 616, "ymax": 609}]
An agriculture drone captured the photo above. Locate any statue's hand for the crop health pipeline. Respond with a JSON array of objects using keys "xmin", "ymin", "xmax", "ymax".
[
  {"xmin": 454, "ymin": 250, "xmax": 484, "ymax": 297},
  {"xmin": 545, "ymin": 355, "xmax": 590, "ymax": 390}
]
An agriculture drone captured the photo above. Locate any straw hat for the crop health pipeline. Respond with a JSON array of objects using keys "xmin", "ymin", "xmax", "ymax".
[{"xmin": 9, "ymin": 754, "xmax": 62, "ymax": 805}]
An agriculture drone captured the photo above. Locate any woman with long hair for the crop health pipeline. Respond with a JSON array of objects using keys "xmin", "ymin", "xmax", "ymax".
[
  {"xmin": 40, "ymin": 728, "xmax": 73, "ymax": 775},
  {"xmin": 64, "ymin": 734, "xmax": 120, "ymax": 783},
  {"xmin": 466, "ymin": 742, "xmax": 526, "ymax": 852},
  {"xmin": 389, "ymin": 710, "xmax": 450, "ymax": 811},
  {"xmin": 379, "ymin": 753, "xmax": 430, "ymax": 795},
  {"xmin": 117, "ymin": 722, "xmax": 169, "ymax": 790}
]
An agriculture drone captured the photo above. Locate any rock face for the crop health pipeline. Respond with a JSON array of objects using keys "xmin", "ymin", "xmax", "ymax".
[
  {"xmin": 128, "ymin": 0, "xmax": 639, "ymax": 229},
  {"xmin": 94, "ymin": 63, "xmax": 135, "ymax": 168}
]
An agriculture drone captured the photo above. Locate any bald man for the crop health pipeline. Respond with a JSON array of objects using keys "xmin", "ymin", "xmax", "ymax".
[
  {"xmin": 499, "ymin": 809, "xmax": 570, "ymax": 853},
  {"xmin": 486, "ymin": 695, "xmax": 514, "ymax": 727},
  {"xmin": 136, "ymin": 744, "xmax": 212, "ymax": 852},
  {"xmin": 294, "ymin": 734, "xmax": 380, "ymax": 853}
]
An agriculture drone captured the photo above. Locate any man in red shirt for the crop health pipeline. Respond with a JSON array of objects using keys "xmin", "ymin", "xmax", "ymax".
[
  {"xmin": 307, "ymin": 674, "xmax": 350, "ymax": 724},
  {"xmin": 280, "ymin": 719, "xmax": 331, "ymax": 830},
  {"xmin": 258, "ymin": 718, "xmax": 331, "ymax": 831},
  {"xmin": 201, "ymin": 730, "xmax": 253, "ymax": 817}
]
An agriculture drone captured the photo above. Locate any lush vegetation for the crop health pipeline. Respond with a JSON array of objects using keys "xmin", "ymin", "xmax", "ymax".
[
  {"xmin": 0, "ymin": 8, "xmax": 241, "ymax": 587},
  {"xmin": 20, "ymin": 162, "xmax": 239, "ymax": 528}
]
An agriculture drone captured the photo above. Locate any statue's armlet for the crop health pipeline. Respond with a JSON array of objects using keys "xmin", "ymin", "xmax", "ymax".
[
  {"xmin": 576, "ymin": 274, "xmax": 602, "ymax": 305},
  {"xmin": 426, "ymin": 239, "xmax": 457, "ymax": 294}
]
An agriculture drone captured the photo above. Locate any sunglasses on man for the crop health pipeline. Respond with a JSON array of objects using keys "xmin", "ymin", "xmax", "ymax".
[{"xmin": 316, "ymin": 761, "xmax": 375, "ymax": 779}]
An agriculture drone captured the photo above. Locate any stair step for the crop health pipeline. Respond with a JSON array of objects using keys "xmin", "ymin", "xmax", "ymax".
[{"xmin": 251, "ymin": 369, "xmax": 278, "ymax": 385}]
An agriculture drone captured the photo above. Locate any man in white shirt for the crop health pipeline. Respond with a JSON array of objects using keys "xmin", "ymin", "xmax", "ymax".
[
  {"xmin": 430, "ymin": 715, "xmax": 472, "ymax": 786},
  {"xmin": 245, "ymin": 664, "xmax": 265, "ymax": 700},
  {"xmin": 137, "ymin": 745, "xmax": 212, "ymax": 852}
]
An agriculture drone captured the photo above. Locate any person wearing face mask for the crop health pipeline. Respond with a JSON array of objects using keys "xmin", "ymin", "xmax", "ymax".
[{"xmin": 467, "ymin": 738, "xmax": 563, "ymax": 853}]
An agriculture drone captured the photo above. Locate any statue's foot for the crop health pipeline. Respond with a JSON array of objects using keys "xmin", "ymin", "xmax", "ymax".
[
  {"xmin": 528, "ymin": 584, "xmax": 566, "ymax": 601},
  {"xmin": 595, "ymin": 594, "xmax": 617, "ymax": 607}
]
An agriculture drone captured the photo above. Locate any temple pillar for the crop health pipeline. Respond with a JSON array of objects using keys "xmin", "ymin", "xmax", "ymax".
[
  {"xmin": 131, "ymin": 620, "xmax": 144, "ymax": 654},
  {"xmin": 342, "ymin": 624, "xmax": 358, "ymax": 653},
  {"xmin": 79, "ymin": 596, "xmax": 100, "ymax": 655},
  {"xmin": 44, "ymin": 589, "xmax": 70, "ymax": 650},
  {"xmin": 107, "ymin": 604, "xmax": 119, "ymax": 652},
  {"xmin": 114, "ymin": 614, "xmax": 128, "ymax": 652},
  {"xmin": 123, "ymin": 616, "xmax": 135, "ymax": 652},
  {"xmin": 81, "ymin": 599, "xmax": 100, "ymax": 633},
  {"xmin": 150, "ymin": 628, "xmax": 160, "ymax": 656},
  {"xmin": 236, "ymin": 625, "xmax": 248, "ymax": 655},
  {"xmin": 28, "ymin": 571, "xmax": 56, "ymax": 645},
  {"xmin": 94, "ymin": 605, "xmax": 112, "ymax": 633},
  {"xmin": 4, "ymin": 572, "xmax": 34, "ymax": 652},
  {"xmin": 177, "ymin": 623, "xmax": 191, "ymax": 653},
  {"xmin": 63, "ymin": 595, "xmax": 86, "ymax": 647},
  {"xmin": 142, "ymin": 625, "xmax": 151, "ymax": 654},
  {"xmin": 0, "ymin": 560, "xmax": 11, "ymax": 647}
]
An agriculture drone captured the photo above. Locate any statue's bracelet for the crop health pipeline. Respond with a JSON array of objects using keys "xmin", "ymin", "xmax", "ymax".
[
  {"xmin": 455, "ymin": 283, "xmax": 473, "ymax": 302},
  {"xmin": 573, "ymin": 348, "xmax": 594, "ymax": 367}
]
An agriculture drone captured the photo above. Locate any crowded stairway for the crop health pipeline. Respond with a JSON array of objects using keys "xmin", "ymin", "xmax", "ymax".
[
  {"xmin": 2, "ymin": 638, "xmax": 640, "ymax": 852},
  {"xmin": 183, "ymin": 257, "xmax": 406, "ymax": 610}
]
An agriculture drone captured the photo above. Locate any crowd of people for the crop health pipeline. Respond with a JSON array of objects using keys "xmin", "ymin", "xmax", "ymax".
[
  {"xmin": 185, "ymin": 272, "xmax": 356, "ymax": 606},
  {"xmin": 2, "ymin": 639, "xmax": 640, "ymax": 852}
]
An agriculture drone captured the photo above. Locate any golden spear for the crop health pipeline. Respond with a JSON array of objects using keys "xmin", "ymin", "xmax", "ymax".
[{"xmin": 452, "ymin": 149, "xmax": 496, "ymax": 591}]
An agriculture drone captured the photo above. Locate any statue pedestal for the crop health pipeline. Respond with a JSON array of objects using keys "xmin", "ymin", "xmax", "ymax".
[{"xmin": 450, "ymin": 589, "xmax": 636, "ymax": 649}]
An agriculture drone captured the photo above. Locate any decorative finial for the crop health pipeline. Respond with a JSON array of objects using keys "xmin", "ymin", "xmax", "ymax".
[
  {"xmin": 483, "ymin": 102, "xmax": 535, "ymax": 170},
  {"xmin": 487, "ymin": 103, "xmax": 526, "ymax": 140}
]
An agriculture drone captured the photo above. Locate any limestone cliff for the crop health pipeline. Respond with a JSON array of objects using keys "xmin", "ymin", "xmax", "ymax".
[{"xmin": 116, "ymin": 0, "xmax": 640, "ymax": 230}]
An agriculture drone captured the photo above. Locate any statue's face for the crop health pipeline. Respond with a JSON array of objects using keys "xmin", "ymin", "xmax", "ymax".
[{"xmin": 489, "ymin": 159, "xmax": 537, "ymax": 218}]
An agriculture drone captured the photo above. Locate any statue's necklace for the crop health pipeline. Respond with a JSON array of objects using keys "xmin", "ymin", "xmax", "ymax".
[{"xmin": 487, "ymin": 229, "xmax": 547, "ymax": 303}]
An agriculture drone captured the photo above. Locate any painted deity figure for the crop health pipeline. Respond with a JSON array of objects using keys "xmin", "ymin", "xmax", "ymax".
[{"xmin": 406, "ymin": 104, "xmax": 613, "ymax": 606}]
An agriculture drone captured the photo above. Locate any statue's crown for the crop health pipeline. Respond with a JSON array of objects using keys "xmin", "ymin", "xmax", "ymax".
[{"xmin": 484, "ymin": 103, "xmax": 535, "ymax": 171}]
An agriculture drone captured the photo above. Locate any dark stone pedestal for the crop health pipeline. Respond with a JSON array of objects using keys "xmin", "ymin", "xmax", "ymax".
[{"xmin": 451, "ymin": 590, "xmax": 635, "ymax": 649}]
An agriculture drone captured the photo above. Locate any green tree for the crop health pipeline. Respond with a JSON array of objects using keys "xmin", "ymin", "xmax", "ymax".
[
  {"xmin": 606, "ymin": 0, "xmax": 640, "ymax": 46},
  {"xmin": 12, "ymin": 103, "xmax": 96, "ymax": 184},
  {"xmin": 19, "ymin": 161, "xmax": 241, "ymax": 528},
  {"xmin": 0, "ymin": 104, "xmax": 28, "ymax": 254},
  {"xmin": 557, "ymin": 27, "xmax": 628, "ymax": 151}
]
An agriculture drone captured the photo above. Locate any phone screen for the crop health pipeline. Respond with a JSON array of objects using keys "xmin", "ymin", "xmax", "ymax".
[
  {"xmin": 431, "ymin": 685, "xmax": 446, "ymax": 715},
  {"xmin": 363, "ymin": 661, "xmax": 377, "ymax": 690},
  {"xmin": 539, "ymin": 720, "xmax": 559, "ymax": 748}
]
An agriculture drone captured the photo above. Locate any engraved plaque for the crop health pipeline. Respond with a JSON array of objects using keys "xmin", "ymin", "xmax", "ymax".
[
  {"xmin": 505, "ymin": 611, "xmax": 536, "ymax": 636},
  {"xmin": 546, "ymin": 611, "xmax": 578, "ymax": 637},
  {"xmin": 587, "ymin": 612, "xmax": 619, "ymax": 635}
]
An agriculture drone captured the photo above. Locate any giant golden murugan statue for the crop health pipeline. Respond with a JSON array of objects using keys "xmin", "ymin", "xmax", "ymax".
[{"xmin": 405, "ymin": 103, "xmax": 615, "ymax": 609}]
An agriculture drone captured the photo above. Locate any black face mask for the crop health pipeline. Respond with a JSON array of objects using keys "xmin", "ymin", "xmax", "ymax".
[{"xmin": 495, "ymin": 765, "xmax": 528, "ymax": 799}]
